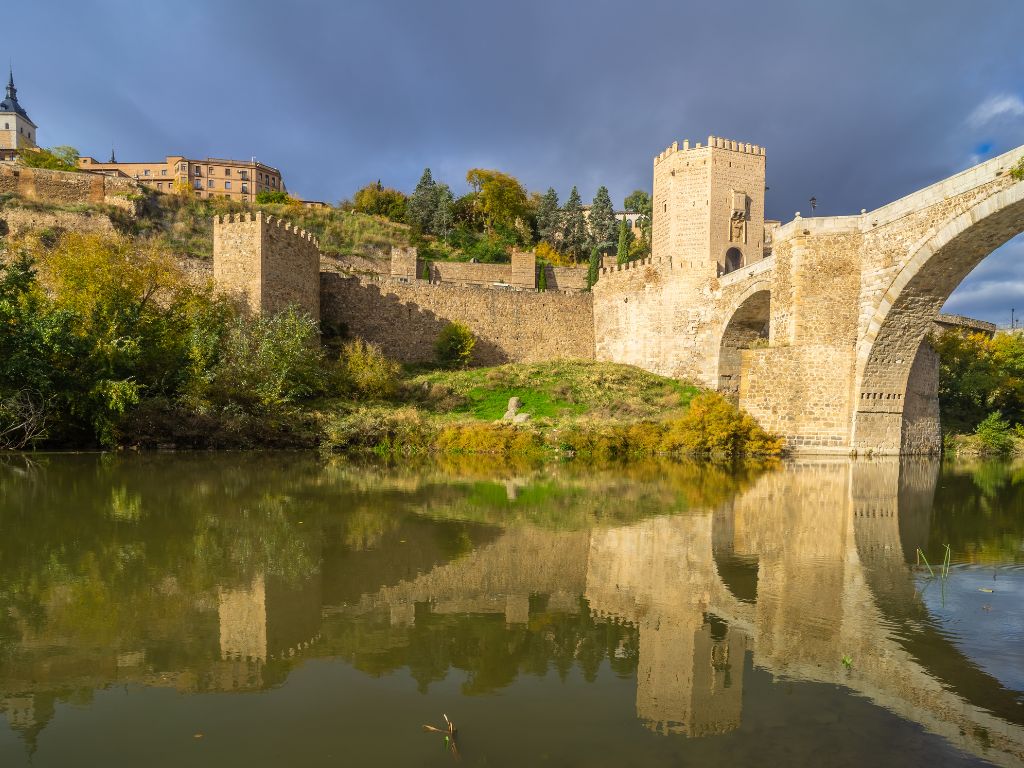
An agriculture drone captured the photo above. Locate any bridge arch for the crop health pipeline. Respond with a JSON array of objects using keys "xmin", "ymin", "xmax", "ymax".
[
  {"xmin": 852, "ymin": 180, "xmax": 1024, "ymax": 453},
  {"xmin": 716, "ymin": 281, "xmax": 771, "ymax": 400}
]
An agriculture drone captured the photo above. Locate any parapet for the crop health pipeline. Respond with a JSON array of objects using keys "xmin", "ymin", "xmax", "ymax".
[
  {"xmin": 213, "ymin": 210, "xmax": 320, "ymax": 249},
  {"xmin": 654, "ymin": 136, "xmax": 765, "ymax": 165}
]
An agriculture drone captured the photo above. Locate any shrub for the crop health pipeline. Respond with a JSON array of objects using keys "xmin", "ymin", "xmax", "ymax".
[
  {"xmin": 974, "ymin": 411, "xmax": 1014, "ymax": 455},
  {"xmin": 535, "ymin": 241, "xmax": 570, "ymax": 267},
  {"xmin": 339, "ymin": 339, "xmax": 400, "ymax": 399},
  {"xmin": 205, "ymin": 307, "xmax": 329, "ymax": 413},
  {"xmin": 434, "ymin": 422, "xmax": 545, "ymax": 456},
  {"xmin": 323, "ymin": 406, "xmax": 431, "ymax": 453},
  {"xmin": 255, "ymin": 190, "xmax": 293, "ymax": 205},
  {"xmin": 18, "ymin": 146, "xmax": 81, "ymax": 172},
  {"xmin": 435, "ymin": 322, "xmax": 476, "ymax": 368},
  {"xmin": 660, "ymin": 391, "xmax": 783, "ymax": 458}
]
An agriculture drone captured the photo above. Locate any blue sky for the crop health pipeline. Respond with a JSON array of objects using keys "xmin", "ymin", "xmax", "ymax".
[{"xmin": 6, "ymin": 0, "xmax": 1024, "ymax": 322}]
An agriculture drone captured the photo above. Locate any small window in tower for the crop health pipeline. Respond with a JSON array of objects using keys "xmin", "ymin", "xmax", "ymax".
[{"xmin": 3, "ymin": 123, "xmax": 8, "ymax": 129}]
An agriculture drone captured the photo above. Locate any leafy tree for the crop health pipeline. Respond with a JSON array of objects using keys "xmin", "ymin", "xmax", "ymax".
[
  {"xmin": 535, "ymin": 187, "xmax": 560, "ymax": 245},
  {"xmin": 535, "ymin": 241, "xmax": 570, "ymax": 266},
  {"xmin": 588, "ymin": 186, "xmax": 617, "ymax": 250},
  {"xmin": 616, "ymin": 217, "xmax": 634, "ymax": 265},
  {"xmin": 18, "ymin": 145, "xmax": 81, "ymax": 172},
  {"xmin": 465, "ymin": 169, "xmax": 530, "ymax": 236},
  {"xmin": 559, "ymin": 186, "xmax": 589, "ymax": 263},
  {"xmin": 353, "ymin": 181, "xmax": 408, "ymax": 221}
]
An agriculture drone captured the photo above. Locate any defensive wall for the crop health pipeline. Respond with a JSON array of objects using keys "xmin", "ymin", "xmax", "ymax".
[
  {"xmin": 0, "ymin": 163, "xmax": 142, "ymax": 212},
  {"xmin": 213, "ymin": 213, "xmax": 595, "ymax": 366}
]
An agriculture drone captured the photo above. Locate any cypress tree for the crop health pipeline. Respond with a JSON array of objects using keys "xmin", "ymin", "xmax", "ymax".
[
  {"xmin": 587, "ymin": 246, "xmax": 601, "ymax": 289},
  {"xmin": 536, "ymin": 187, "xmax": 560, "ymax": 245},
  {"xmin": 560, "ymin": 186, "xmax": 589, "ymax": 263},
  {"xmin": 616, "ymin": 217, "xmax": 634, "ymax": 264},
  {"xmin": 589, "ymin": 186, "xmax": 617, "ymax": 251}
]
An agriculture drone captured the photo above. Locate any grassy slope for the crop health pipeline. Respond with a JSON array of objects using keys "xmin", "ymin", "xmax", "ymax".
[{"xmin": 406, "ymin": 361, "xmax": 698, "ymax": 424}]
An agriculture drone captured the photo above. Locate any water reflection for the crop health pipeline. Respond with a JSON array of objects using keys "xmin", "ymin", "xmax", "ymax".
[{"xmin": 0, "ymin": 454, "xmax": 1022, "ymax": 766}]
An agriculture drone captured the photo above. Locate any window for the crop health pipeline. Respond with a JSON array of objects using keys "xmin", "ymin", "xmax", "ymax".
[
  {"xmin": 194, "ymin": 167, "xmax": 201, "ymax": 176},
  {"xmin": 240, "ymin": 170, "xmax": 248, "ymax": 180},
  {"xmin": 241, "ymin": 182, "xmax": 248, "ymax": 193},
  {"xmin": 3, "ymin": 123, "xmax": 8, "ymax": 129},
  {"xmin": 225, "ymin": 181, "xmax": 232, "ymax": 190},
  {"xmin": 161, "ymin": 169, "xmax": 167, "ymax": 176},
  {"xmin": 143, "ymin": 169, "xmax": 150, "ymax": 176},
  {"xmin": 208, "ymin": 179, "xmax": 214, "ymax": 188},
  {"xmin": 194, "ymin": 179, "xmax": 202, "ymax": 189},
  {"xmin": 208, "ymin": 166, "xmax": 214, "ymax": 175},
  {"xmin": 224, "ymin": 168, "xmax": 231, "ymax": 177},
  {"xmin": 157, "ymin": 182, "xmax": 163, "ymax": 190}
]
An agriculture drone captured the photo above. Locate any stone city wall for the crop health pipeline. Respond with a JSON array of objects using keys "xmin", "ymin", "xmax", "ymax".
[
  {"xmin": 0, "ymin": 206, "xmax": 116, "ymax": 238},
  {"xmin": 0, "ymin": 164, "xmax": 142, "ymax": 212},
  {"xmin": 321, "ymin": 273, "xmax": 595, "ymax": 365}
]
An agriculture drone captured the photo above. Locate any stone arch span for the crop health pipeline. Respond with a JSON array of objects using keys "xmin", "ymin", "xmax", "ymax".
[
  {"xmin": 852, "ymin": 180, "xmax": 1024, "ymax": 453},
  {"xmin": 716, "ymin": 282, "xmax": 771, "ymax": 400}
]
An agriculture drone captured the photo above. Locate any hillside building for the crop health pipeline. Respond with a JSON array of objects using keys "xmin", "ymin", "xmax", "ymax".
[{"xmin": 78, "ymin": 154, "xmax": 285, "ymax": 202}]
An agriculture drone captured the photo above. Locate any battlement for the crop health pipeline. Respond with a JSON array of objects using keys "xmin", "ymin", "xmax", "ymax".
[
  {"xmin": 214, "ymin": 211, "xmax": 320, "ymax": 248},
  {"xmin": 654, "ymin": 136, "xmax": 765, "ymax": 165},
  {"xmin": 599, "ymin": 255, "xmax": 672, "ymax": 277}
]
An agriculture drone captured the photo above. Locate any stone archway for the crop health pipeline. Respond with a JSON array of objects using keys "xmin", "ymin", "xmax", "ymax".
[
  {"xmin": 717, "ymin": 288, "xmax": 770, "ymax": 401},
  {"xmin": 723, "ymin": 247, "xmax": 743, "ymax": 274},
  {"xmin": 851, "ymin": 182, "xmax": 1024, "ymax": 453}
]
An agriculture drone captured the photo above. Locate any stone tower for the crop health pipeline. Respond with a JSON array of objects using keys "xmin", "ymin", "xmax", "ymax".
[
  {"xmin": 652, "ymin": 136, "xmax": 766, "ymax": 276},
  {"xmin": 0, "ymin": 68, "xmax": 38, "ymax": 154}
]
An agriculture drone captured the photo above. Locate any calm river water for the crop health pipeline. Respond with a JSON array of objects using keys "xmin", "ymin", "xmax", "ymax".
[{"xmin": 0, "ymin": 453, "xmax": 1022, "ymax": 767}]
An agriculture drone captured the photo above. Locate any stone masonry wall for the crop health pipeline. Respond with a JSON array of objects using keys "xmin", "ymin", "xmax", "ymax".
[
  {"xmin": 321, "ymin": 273, "xmax": 595, "ymax": 365},
  {"xmin": 0, "ymin": 164, "xmax": 142, "ymax": 212}
]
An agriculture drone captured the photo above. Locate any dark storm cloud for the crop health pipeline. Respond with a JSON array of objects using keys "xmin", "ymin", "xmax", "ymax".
[{"xmin": 7, "ymin": 0, "xmax": 1024, "ymax": 319}]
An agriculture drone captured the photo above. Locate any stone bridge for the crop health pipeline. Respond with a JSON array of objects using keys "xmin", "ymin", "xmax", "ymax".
[
  {"xmin": 594, "ymin": 140, "xmax": 1024, "ymax": 454},
  {"xmin": 339, "ymin": 460, "xmax": 1024, "ymax": 765}
]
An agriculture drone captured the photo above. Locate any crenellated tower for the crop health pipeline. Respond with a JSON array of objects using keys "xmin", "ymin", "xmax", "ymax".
[
  {"xmin": 652, "ymin": 136, "xmax": 766, "ymax": 276},
  {"xmin": 213, "ymin": 211, "xmax": 322, "ymax": 320}
]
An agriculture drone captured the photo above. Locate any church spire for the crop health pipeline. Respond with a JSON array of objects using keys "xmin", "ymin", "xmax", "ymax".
[
  {"xmin": 6, "ymin": 66, "xmax": 15, "ymax": 101},
  {"xmin": 109, "ymin": 147, "xmax": 117, "ymax": 163}
]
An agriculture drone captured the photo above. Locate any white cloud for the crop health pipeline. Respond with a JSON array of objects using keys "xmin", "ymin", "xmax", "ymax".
[{"xmin": 968, "ymin": 94, "xmax": 1024, "ymax": 129}]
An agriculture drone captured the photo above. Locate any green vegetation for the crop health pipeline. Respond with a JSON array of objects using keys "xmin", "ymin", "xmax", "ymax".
[
  {"xmin": 434, "ymin": 321, "xmax": 476, "ymax": 368},
  {"xmin": 254, "ymin": 190, "xmax": 297, "ymax": 205},
  {"xmin": 1011, "ymin": 156, "xmax": 1024, "ymax": 182},
  {"xmin": 17, "ymin": 145, "xmax": 81, "ymax": 172},
  {"xmin": 320, "ymin": 361, "xmax": 782, "ymax": 461},
  {"xmin": 934, "ymin": 329, "xmax": 1024, "ymax": 455}
]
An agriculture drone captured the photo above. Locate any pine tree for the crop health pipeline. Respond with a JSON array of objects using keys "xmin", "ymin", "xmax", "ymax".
[
  {"xmin": 432, "ymin": 184, "xmax": 455, "ymax": 242},
  {"xmin": 536, "ymin": 187, "xmax": 560, "ymax": 245},
  {"xmin": 407, "ymin": 167, "xmax": 438, "ymax": 233},
  {"xmin": 589, "ymin": 186, "xmax": 617, "ymax": 251},
  {"xmin": 616, "ymin": 217, "xmax": 634, "ymax": 264},
  {"xmin": 559, "ymin": 186, "xmax": 589, "ymax": 263}
]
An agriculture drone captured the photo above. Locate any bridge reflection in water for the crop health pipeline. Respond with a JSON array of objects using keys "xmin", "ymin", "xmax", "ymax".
[{"xmin": 0, "ymin": 456, "xmax": 1021, "ymax": 765}]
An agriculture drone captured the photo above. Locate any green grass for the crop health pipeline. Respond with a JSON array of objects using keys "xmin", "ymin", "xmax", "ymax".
[{"xmin": 409, "ymin": 360, "xmax": 699, "ymax": 423}]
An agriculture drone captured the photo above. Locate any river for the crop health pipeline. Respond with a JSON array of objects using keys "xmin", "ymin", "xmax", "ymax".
[{"xmin": 0, "ymin": 453, "xmax": 1021, "ymax": 767}]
